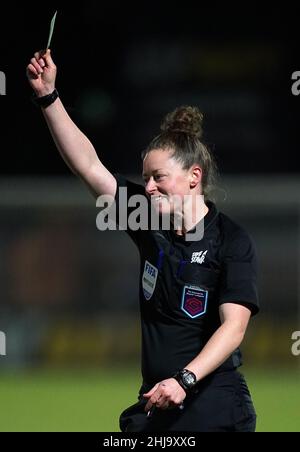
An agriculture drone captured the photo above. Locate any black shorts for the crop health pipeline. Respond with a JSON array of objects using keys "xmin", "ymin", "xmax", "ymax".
[{"xmin": 119, "ymin": 370, "xmax": 257, "ymax": 432}]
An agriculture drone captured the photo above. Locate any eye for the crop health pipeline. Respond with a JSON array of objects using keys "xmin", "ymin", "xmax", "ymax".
[{"xmin": 154, "ymin": 175, "xmax": 165, "ymax": 182}]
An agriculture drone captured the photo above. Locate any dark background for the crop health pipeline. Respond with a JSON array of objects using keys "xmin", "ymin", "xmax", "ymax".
[{"xmin": 0, "ymin": 2, "xmax": 299, "ymax": 177}]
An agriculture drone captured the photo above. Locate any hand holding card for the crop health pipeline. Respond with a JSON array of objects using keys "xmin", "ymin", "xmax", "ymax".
[{"xmin": 26, "ymin": 11, "xmax": 58, "ymax": 95}]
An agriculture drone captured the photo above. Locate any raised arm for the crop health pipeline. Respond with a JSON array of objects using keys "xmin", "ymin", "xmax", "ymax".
[{"xmin": 26, "ymin": 49, "xmax": 117, "ymax": 199}]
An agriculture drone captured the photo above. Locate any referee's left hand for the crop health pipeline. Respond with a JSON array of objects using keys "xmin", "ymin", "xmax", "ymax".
[{"xmin": 143, "ymin": 378, "xmax": 186, "ymax": 411}]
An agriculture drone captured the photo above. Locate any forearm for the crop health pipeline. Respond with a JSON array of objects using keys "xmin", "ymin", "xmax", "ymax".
[
  {"xmin": 41, "ymin": 97, "xmax": 100, "ymax": 177},
  {"xmin": 27, "ymin": 50, "xmax": 116, "ymax": 198},
  {"xmin": 185, "ymin": 321, "xmax": 246, "ymax": 381},
  {"xmin": 144, "ymin": 321, "xmax": 246, "ymax": 411}
]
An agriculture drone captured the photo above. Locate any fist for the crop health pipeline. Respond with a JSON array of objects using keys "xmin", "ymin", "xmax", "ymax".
[
  {"xmin": 143, "ymin": 378, "xmax": 186, "ymax": 411},
  {"xmin": 26, "ymin": 49, "xmax": 57, "ymax": 97}
]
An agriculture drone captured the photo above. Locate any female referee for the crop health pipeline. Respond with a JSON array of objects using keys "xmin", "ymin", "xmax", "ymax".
[{"xmin": 27, "ymin": 49, "xmax": 259, "ymax": 432}]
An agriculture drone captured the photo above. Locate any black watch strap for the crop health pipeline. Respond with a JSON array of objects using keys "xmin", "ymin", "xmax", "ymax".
[
  {"xmin": 173, "ymin": 369, "xmax": 197, "ymax": 393},
  {"xmin": 31, "ymin": 89, "xmax": 59, "ymax": 109}
]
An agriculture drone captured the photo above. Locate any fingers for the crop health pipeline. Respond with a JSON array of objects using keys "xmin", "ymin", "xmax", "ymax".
[
  {"xmin": 145, "ymin": 394, "xmax": 161, "ymax": 412},
  {"xmin": 26, "ymin": 63, "xmax": 39, "ymax": 78},
  {"xmin": 30, "ymin": 49, "xmax": 55, "ymax": 72},
  {"xmin": 143, "ymin": 380, "xmax": 186, "ymax": 413},
  {"xmin": 156, "ymin": 397, "xmax": 185, "ymax": 411},
  {"xmin": 39, "ymin": 49, "xmax": 56, "ymax": 68},
  {"xmin": 155, "ymin": 396, "xmax": 169, "ymax": 410},
  {"xmin": 30, "ymin": 57, "xmax": 44, "ymax": 75},
  {"xmin": 145, "ymin": 394, "xmax": 182, "ymax": 411},
  {"xmin": 144, "ymin": 399, "xmax": 154, "ymax": 412},
  {"xmin": 144, "ymin": 390, "xmax": 185, "ymax": 412},
  {"xmin": 34, "ymin": 49, "xmax": 49, "ymax": 60},
  {"xmin": 143, "ymin": 383, "xmax": 159, "ymax": 399},
  {"xmin": 27, "ymin": 49, "xmax": 57, "ymax": 81}
]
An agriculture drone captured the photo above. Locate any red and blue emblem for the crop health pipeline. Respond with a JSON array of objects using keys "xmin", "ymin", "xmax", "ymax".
[{"xmin": 181, "ymin": 285, "xmax": 208, "ymax": 318}]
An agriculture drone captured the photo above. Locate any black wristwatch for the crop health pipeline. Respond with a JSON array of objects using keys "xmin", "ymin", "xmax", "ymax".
[
  {"xmin": 31, "ymin": 89, "xmax": 59, "ymax": 109},
  {"xmin": 173, "ymin": 369, "xmax": 197, "ymax": 393}
]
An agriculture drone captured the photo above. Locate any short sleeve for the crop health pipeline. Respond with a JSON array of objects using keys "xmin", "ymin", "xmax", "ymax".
[{"xmin": 219, "ymin": 229, "xmax": 259, "ymax": 316}]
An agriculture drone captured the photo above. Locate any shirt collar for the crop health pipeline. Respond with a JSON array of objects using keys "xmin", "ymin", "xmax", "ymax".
[{"xmin": 170, "ymin": 200, "xmax": 218, "ymax": 242}]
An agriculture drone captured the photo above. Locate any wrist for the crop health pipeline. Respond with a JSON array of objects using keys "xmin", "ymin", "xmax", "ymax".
[
  {"xmin": 34, "ymin": 88, "xmax": 55, "ymax": 97},
  {"xmin": 31, "ymin": 88, "xmax": 59, "ymax": 109},
  {"xmin": 173, "ymin": 369, "xmax": 197, "ymax": 394}
]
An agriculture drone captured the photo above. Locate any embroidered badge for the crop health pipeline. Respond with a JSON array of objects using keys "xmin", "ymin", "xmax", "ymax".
[
  {"xmin": 181, "ymin": 285, "xmax": 208, "ymax": 318},
  {"xmin": 142, "ymin": 260, "xmax": 158, "ymax": 301}
]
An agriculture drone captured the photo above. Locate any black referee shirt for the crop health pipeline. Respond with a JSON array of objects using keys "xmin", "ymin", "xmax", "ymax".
[{"xmin": 113, "ymin": 175, "xmax": 259, "ymax": 385}]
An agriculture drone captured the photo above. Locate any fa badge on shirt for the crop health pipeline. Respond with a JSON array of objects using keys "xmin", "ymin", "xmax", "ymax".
[
  {"xmin": 181, "ymin": 285, "xmax": 208, "ymax": 318},
  {"xmin": 142, "ymin": 260, "xmax": 158, "ymax": 300}
]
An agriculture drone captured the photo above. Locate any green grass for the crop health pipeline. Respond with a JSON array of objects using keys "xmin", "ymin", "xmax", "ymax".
[
  {"xmin": 246, "ymin": 368, "xmax": 300, "ymax": 432},
  {"xmin": 0, "ymin": 368, "xmax": 299, "ymax": 432},
  {"xmin": 0, "ymin": 369, "xmax": 139, "ymax": 432}
]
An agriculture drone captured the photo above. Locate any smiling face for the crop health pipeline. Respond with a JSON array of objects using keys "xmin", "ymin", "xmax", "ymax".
[{"xmin": 142, "ymin": 148, "xmax": 202, "ymax": 216}]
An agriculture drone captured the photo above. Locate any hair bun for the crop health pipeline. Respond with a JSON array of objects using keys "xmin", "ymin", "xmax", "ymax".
[{"xmin": 160, "ymin": 106, "xmax": 204, "ymax": 139}]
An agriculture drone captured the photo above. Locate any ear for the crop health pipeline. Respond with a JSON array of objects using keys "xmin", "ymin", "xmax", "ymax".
[{"xmin": 189, "ymin": 166, "xmax": 202, "ymax": 188}]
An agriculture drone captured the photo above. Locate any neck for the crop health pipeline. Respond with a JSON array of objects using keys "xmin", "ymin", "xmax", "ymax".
[{"xmin": 172, "ymin": 194, "xmax": 209, "ymax": 236}]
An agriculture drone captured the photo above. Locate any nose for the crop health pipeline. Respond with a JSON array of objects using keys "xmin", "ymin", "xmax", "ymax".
[{"xmin": 145, "ymin": 177, "xmax": 157, "ymax": 195}]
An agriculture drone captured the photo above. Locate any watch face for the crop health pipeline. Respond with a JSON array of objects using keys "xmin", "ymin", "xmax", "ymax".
[{"xmin": 183, "ymin": 372, "xmax": 196, "ymax": 387}]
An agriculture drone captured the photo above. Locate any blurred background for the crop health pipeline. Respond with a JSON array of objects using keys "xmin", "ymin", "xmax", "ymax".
[{"xmin": 0, "ymin": 2, "xmax": 299, "ymax": 432}]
